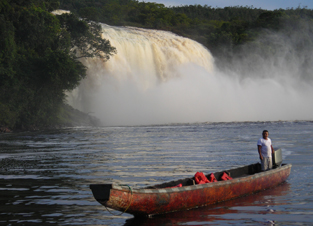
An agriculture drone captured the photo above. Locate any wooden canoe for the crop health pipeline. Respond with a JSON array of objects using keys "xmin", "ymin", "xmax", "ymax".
[{"xmin": 90, "ymin": 159, "xmax": 291, "ymax": 217}]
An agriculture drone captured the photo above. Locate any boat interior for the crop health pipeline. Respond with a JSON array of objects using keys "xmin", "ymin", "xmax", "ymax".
[
  {"xmin": 147, "ymin": 149, "xmax": 284, "ymax": 189},
  {"xmin": 146, "ymin": 163, "xmax": 262, "ymax": 189}
]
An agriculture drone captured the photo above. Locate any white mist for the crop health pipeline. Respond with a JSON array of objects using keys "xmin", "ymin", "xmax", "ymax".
[{"xmin": 67, "ymin": 24, "xmax": 313, "ymax": 126}]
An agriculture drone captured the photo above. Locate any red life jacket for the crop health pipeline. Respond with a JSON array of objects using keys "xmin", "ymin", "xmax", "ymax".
[
  {"xmin": 221, "ymin": 172, "xmax": 232, "ymax": 181},
  {"xmin": 208, "ymin": 173, "xmax": 217, "ymax": 182},
  {"xmin": 166, "ymin": 183, "xmax": 182, "ymax": 188},
  {"xmin": 195, "ymin": 172, "xmax": 210, "ymax": 184}
]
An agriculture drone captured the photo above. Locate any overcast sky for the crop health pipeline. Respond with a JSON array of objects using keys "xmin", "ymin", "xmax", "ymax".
[{"xmin": 146, "ymin": 0, "xmax": 313, "ymax": 10}]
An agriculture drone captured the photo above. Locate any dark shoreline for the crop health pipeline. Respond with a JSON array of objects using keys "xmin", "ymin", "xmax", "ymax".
[
  {"xmin": 0, "ymin": 126, "xmax": 12, "ymax": 133},
  {"xmin": 0, "ymin": 104, "xmax": 102, "ymax": 134}
]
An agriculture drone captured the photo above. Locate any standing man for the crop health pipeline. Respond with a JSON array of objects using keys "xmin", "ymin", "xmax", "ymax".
[{"xmin": 257, "ymin": 130, "xmax": 275, "ymax": 171}]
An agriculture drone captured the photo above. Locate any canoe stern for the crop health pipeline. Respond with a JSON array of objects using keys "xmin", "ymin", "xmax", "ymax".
[{"xmin": 90, "ymin": 184, "xmax": 112, "ymax": 202}]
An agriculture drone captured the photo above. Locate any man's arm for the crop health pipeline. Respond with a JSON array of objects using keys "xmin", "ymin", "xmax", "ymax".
[{"xmin": 258, "ymin": 145, "xmax": 263, "ymax": 160}]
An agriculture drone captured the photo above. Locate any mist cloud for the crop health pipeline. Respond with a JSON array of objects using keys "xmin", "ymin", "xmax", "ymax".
[{"xmin": 67, "ymin": 23, "xmax": 313, "ymax": 126}]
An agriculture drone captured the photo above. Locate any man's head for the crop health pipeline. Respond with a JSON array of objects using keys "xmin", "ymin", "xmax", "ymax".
[{"xmin": 262, "ymin": 130, "xmax": 269, "ymax": 139}]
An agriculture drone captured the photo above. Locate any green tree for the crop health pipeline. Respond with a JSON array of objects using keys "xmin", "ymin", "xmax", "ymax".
[
  {"xmin": 0, "ymin": 0, "xmax": 116, "ymax": 130},
  {"xmin": 57, "ymin": 13, "xmax": 117, "ymax": 60}
]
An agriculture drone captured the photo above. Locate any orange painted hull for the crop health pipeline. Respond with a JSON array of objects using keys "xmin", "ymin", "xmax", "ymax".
[{"xmin": 90, "ymin": 163, "xmax": 291, "ymax": 217}]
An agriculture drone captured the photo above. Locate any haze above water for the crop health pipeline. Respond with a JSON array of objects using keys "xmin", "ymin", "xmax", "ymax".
[{"xmin": 68, "ymin": 24, "xmax": 313, "ymax": 126}]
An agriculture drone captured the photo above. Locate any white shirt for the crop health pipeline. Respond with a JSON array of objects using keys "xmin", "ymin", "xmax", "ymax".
[{"xmin": 257, "ymin": 138, "xmax": 272, "ymax": 157}]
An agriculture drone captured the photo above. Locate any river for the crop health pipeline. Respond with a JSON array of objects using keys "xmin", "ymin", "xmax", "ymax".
[{"xmin": 0, "ymin": 121, "xmax": 313, "ymax": 225}]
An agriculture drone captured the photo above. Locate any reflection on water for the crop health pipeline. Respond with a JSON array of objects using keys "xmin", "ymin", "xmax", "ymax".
[{"xmin": 0, "ymin": 121, "xmax": 313, "ymax": 225}]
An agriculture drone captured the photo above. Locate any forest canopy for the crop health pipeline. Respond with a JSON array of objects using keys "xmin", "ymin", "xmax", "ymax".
[
  {"xmin": 59, "ymin": 1, "xmax": 313, "ymax": 58},
  {"xmin": 0, "ymin": 0, "xmax": 116, "ymax": 131}
]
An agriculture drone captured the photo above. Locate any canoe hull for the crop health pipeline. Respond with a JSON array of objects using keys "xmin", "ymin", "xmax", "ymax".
[{"xmin": 91, "ymin": 163, "xmax": 291, "ymax": 217}]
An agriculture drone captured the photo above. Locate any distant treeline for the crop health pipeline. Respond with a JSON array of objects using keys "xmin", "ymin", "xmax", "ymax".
[{"xmin": 59, "ymin": 0, "xmax": 313, "ymax": 63}]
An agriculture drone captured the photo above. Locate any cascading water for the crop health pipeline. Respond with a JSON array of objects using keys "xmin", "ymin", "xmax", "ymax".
[{"xmin": 68, "ymin": 23, "xmax": 313, "ymax": 126}]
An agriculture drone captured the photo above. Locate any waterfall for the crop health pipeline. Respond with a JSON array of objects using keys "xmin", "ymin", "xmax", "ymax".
[{"xmin": 68, "ymin": 23, "xmax": 313, "ymax": 126}]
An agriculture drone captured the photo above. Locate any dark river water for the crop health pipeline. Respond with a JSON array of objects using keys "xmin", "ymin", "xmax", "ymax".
[{"xmin": 1, "ymin": 121, "xmax": 313, "ymax": 225}]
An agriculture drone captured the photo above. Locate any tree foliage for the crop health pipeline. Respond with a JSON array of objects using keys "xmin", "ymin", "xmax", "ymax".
[
  {"xmin": 0, "ymin": 0, "xmax": 116, "ymax": 130},
  {"xmin": 59, "ymin": 1, "xmax": 313, "ymax": 58}
]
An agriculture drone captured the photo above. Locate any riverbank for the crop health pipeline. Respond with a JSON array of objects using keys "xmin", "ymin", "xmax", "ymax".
[
  {"xmin": 58, "ymin": 103, "xmax": 102, "ymax": 128},
  {"xmin": 0, "ymin": 104, "xmax": 101, "ymax": 133},
  {"xmin": 0, "ymin": 126, "xmax": 11, "ymax": 133}
]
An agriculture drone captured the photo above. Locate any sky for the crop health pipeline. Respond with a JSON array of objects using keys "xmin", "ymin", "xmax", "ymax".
[{"xmin": 146, "ymin": 0, "xmax": 313, "ymax": 10}]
